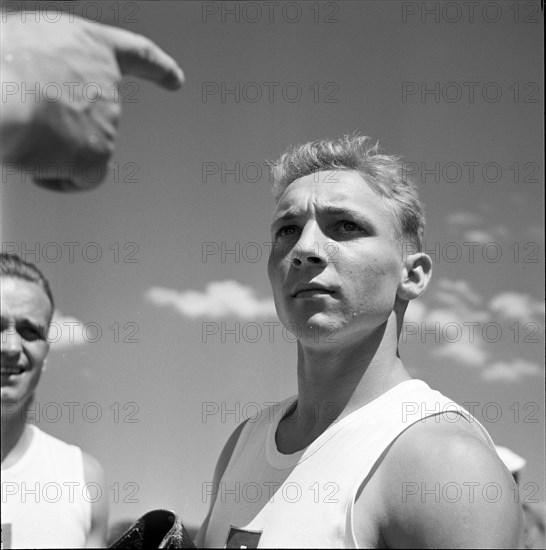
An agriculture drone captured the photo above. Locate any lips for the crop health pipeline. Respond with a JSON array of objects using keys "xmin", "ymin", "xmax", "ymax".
[
  {"xmin": 0, "ymin": 366, "xmax": 25, "ymax": 376},
  {"xmin": 291, "ymin": 283, "xmax": 336, "ymax": 298}
]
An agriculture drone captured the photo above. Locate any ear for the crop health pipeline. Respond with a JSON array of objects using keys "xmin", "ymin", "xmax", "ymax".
[{"xmin": 397, "ymin": 252, "xmax": 432, "ymax": 301}]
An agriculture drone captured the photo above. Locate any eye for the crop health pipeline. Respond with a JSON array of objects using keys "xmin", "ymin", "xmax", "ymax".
[
  {"xmin": 275, "ymin": 225, "xmax": 299, "ymax": 238},
  {"xmin": 19, "ymin": 324, "xmax": 44, "ymax": 342},
  {"xmin": 339, "ymin": 221, "xmax": 364, "ymax": 233}
]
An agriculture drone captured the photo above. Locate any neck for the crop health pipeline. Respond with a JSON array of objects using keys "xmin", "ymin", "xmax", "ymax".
[
  {"xmin": 292, "ymin": 313, "xmax": 411, "ymax": 431},
  {"xmin": 1, "ymin": 402, "xmax": 29, "ymax": 463}
]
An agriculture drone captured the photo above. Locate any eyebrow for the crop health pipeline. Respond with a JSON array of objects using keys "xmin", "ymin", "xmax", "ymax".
[
  {"xmin": 270, "ymin": 207, "xmax": 306, "ymax": 230},
  {"xmin": 1, "ymin": 317, "xmax": 48, "ymax": 332},
  {"xmin": 271, "ymin": 209, "xmax": 299, "ymax": 223},
  {"xmin": 271, "ymin": 205, "xmax": 378, "ymax": 227},
  {"xmin": 324, "ymin": 205, "xmax": 373, "ymax": 220}
]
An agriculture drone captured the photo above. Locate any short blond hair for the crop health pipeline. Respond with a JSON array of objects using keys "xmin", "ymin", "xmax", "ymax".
[{"xmin": 271, "ymin": 134, "xmax": 425, "ymax": 250}]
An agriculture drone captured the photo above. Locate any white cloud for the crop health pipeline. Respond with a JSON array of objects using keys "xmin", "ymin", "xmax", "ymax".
[
  {"xmin": 145, "ymin": 280, "xmax": 277, "ymax": 319},
  {"xmin": 482, "ymin": 359, "xmax": 542, "ymax": 382},
  {"xmin": 463, "ymin": 230, "xmax": 495, "ymax": 244},
  {"xmin": 463, "ymin": 225, "xmax": 510, "ymax": 243},
  {"xmin": 404, "ymin": 301, "xmax": 427, "ymax": 324},
  {"xmin": 406, "ymin": 281, "xmax": 543, "ymax": 377},
  {"xmin": 432, "ymin": 339, "xmax": 490, "ymax": 368},
  {"xmin": 426, "ymin": 307, "xmax": 463, "ymax": 326},
  {"xmin": 48, "ymin": 311, "xmax": 87, "ymax": 350},
  {"xmin": 446, "ymin": 211, "xmax": 511, "ymax": 243},
  {"xmin": 435, "ymin": 278, "xmax": 484, "ymax": 308},
  {"xmin": 447, "ymin": 212, "xmax": 483, "ymax": 228},
  {"xmin": 489, "ymin": 292, "xmax": 545, "ymax": 323}
]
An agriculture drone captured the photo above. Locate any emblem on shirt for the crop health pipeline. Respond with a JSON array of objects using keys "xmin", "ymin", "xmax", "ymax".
[{"xmin": 225, "ymin": 525, "xmax": 262, "ymax": 548}]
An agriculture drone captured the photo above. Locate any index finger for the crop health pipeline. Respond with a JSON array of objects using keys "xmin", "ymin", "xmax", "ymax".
[{"xmin": 92, "ymin": 24, "xmax": 185, "ymax": 90}]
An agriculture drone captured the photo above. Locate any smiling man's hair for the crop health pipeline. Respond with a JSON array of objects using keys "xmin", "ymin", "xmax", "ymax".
[
  {"xmin": 0, "ymin": 253, "xmax": 55, "ymax": 318},
  {"xmin": 270, "ymin": 134, "xmax": 425, "ymax": 251}
]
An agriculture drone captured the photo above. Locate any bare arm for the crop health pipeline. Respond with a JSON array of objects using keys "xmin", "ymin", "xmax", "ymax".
[
  {"xmin": 82, "ymin": 451, "xmax": 108, "ymax": 548},
  {"xmin": 355, "ymin": 414, "xmax": 523, "ymax": 548},
  {"xmin": 0, "ymin": 11, "xmax": 184, "ymax": 191},
  {"xmin": 193, "ymin": 421, "xmax": 247, "ymax": 548}
]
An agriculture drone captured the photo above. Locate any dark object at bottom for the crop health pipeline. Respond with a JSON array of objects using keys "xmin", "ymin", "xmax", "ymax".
[{"xmin": 109, "ymin": 509, "xmax": 196, "ymax": 549}]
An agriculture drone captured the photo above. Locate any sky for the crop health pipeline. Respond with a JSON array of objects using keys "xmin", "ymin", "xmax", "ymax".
[{"xmin": 1, "ymin": 0, "xmax": 544, "ymax": 532}]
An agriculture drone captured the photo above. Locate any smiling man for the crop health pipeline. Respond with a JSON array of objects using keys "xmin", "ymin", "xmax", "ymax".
[
  {"xmin": 197, "ymin": 135, "xmax": 522, "ymax": 548},
  {"xmin": 1, "ymin": 254, "xmax": 107, "ymax": 548}
]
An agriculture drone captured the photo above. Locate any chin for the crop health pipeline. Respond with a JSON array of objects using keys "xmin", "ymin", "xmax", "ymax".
[
  {"xmin": 0, "ymin": 388, "xmax": 28, "ymax": 407},
  {"xmin": 284, "ymin": 314, "xmax": 341, "ymax": 345}
]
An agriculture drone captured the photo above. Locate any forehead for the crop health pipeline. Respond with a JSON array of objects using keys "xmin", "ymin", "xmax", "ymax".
[
  {"xmin": 273, "ymin": 170, "xmax": 391, "ymax": 223},
  {"xmin": 1, "ymin": 277, "xmax": 52, "ymax": 322}
]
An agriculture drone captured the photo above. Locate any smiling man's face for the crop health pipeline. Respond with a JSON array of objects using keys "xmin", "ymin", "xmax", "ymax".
[
  {"xmin": 1, "ymin": 277, "xmax": 51, "ymax": 407},
  {"xmin": 267, "ymin": 170, "xmax": 405, "ymax": 345}
]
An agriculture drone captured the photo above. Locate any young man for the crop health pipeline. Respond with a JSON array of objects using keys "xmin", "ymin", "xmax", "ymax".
[
  {"xmin": 196, "ymin": 136, "xmax": 522, "ymax": 548},
  {"xmin": 1, "ymin": 254, "xmax": 108, "ymax": 548}
]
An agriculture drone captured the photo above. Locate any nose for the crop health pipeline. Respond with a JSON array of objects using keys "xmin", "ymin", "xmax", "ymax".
[
  {"xmin": 1, "ymin": 327, "xmax": 23, "ymax": 357},
  {"xmin": 289, "ymin": 222, "xmax": 329, "ymax": 269}
]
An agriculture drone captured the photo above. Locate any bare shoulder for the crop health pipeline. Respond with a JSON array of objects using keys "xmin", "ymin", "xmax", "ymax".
[
  {"xmin": 82, "ymin": 451, "xmax": 105, "ymax": 482},
  {"xmin": 194, "ymin": 421, "xmax": 248, "ymax": 547},
  {"xmin": 82, "ymin": 451, "xmax": 108, "ymax": 547},
  {"xmin": 213, "ymin": 420, "xmax": 248, "ymax": 483},
  {"xmin": 355, "ymin": 413, "xmax": 523, "ymax": 548}
]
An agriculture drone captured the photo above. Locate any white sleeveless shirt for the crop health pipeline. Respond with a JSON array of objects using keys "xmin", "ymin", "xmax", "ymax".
[
  {"xmin": 204, "ymin": 379, "xmax": 495, "ymax": 548},
  {"xmin": 1, "ymin": 424, "xmax": 91, "ymax": 549}
]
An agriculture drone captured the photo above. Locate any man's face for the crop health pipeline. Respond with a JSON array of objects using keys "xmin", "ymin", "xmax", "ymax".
[
  {"xmin": 267, "ymin": 170, "xmax": 404, "ymax": 345},
  {"xmin": 1, "ymin": 277, "xmax": 51, "ymax": 406}
]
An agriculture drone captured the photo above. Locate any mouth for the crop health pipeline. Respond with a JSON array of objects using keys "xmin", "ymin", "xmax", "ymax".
[
  {"xmin": 291, "ymin": 284, "xmax": 336, "ymax": 298},
  {"xmin": 0, "ymin": 366, "xmax": 25, "ymax": 376}
]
